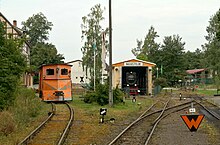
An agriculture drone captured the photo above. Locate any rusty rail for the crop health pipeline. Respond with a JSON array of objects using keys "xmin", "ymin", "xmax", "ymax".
[
  {"xmin": 57, "ymin": 102, "xmax": 74, "ymax": 145},
  {"xmin": 18, "ymin": 103, "xmax": 55, "ymax": 145}
]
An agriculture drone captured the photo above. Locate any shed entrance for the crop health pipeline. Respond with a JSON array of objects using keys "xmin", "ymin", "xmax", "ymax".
[{"xmin": 122, "ymin": 66, "xmax": 147, "ymax": 95}]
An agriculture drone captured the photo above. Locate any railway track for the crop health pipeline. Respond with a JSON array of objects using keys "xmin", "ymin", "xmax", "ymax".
[
  {"xmin": 108, "ymin": 98, "xmax": 194, "ymax": 145},
  {"xmin": 18, "ymin": 102, "xmax": 74, "ymax": 145},
  {"xmin": 196, "ymin": 99, "xmax": 220, "ymax": 120}
]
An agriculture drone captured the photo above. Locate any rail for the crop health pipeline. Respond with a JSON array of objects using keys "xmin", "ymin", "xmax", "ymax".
[
  {"xmin": 57, "ymin": 102, "xmax": 74, "ymax": 145},
  {"xmin": 18, "ymin": 103, "xmax": 55, "ymax": 145},
  {"xmin": 195, "ymin": 100, "xmax": 220, "ymax": 120},
  {"xmin": 108, "ymin": 102, "xmax": 157, "ymax": 145},
  {"xmin": 108, "ymin": 99, "xmax": 194, "ymax": 145}
]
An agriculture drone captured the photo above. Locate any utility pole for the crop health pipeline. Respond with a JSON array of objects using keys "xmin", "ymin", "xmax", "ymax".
[
  {"xmin": 109, "ymin": 0, "xmax": 113, "ymax": 106},
  {"xmin": 93, "ymin": 40, "xmax": 96, "ymax": 91}
]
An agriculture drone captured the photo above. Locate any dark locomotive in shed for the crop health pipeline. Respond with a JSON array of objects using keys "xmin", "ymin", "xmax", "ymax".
[{"xmin": 112, "ymin": 59, "xmax": 156, "ymax": 96}]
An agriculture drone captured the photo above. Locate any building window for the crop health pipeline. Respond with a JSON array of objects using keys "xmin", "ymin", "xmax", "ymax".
[
  {"xmin": 80, "ymin": 77, "xmax": 84, "ymax": 82},
  {"xmin": 46, "ymin": 69, "xmax": 54, "ymax": 75},
  {"xmin": 79, "ymin": 62, "xmax": 81, "ymax": 67},
  {"xmin": 76, "ymin": 77, "xmax": 78, "ymax": 79},
  {"xmin": 61, "ymin": 68, "xmax": 68, "ymax": 75}
]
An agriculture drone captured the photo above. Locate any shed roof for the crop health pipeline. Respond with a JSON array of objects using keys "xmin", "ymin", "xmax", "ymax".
[
  {"xmin": 186, "ymin": 69, "xmax": 205, "ymax": 74},
  {"xmin": 113, "ymin": 58, "xmax": 156, "ymax": 67}
]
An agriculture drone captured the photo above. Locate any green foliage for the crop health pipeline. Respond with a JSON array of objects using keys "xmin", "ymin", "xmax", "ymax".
[
  {"xmin": 154, "ymin": 77, "xmax": 168, "ymax": 88},
  {"xmin": 84, "ymin": 84, "xmax": 123, "ymax": 106},
  {"xmin": 22, "ymin": 12, "xmax": 64, "ymax": 72},
  {"xmin": 214, "ymin": 76, "xmax": 220, "ymax": 90},
  {"xmin": 132, "ymin": 26, "xmax": 160, "ymax": 62},
  {"xmin": 113, "ymin": 86, "xmax": 124, "ymax": 103},
  {"xmin": 0, "ymin": 87, "xmax": 49, "ymax": 140},
  {"xmin": 0, "ymin": 111, "xmax": 16, "ymax": 136},
  {"xmin": 159, "ymin": 35, "xmax": 186, "ymax": 85},
  {"xmin": 184, "ymin": 49, "xmax": 206, "ymax": 70},
  {"xmin": 31, "ymin": 42, "xmax": 64, "ymax": 68},
  {"xmin": 81, "ymin": 4, "xmax": 108, "ymax": 83},
  {"xmin": 203, "ymin": 9, "xmax": 220, "ymax": 85},
  {"xmin": 22, "ymin": 12, "xmax": 53, "ymax": 46},
  {"xmin": 137, "ymin": 53, "xmax": 148, "ymax": 61},
  {"xmin": 0, "ymin": 22, "xmax": 27, "ymax": 110},
  {"xmin": 12, "ymin": 87, "xmax": 43, "ymax": 123}
]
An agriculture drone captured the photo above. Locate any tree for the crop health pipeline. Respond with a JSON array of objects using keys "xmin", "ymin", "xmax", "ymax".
[
  {"xmin": 31, "ymin": 43, "xmax": 64, "ymax": 67},
  {"xmin": 160, "ymin": 35, "xmax": 186, "ymax": 85},
  {"xmin": 132, "ymin": 26, "xmax": 160, "ymax": 61},
  {"xmin": 203, "ymin": 9, "xmax": 220, "ymax": 89},
  {"xmin": 22, "ymin": 12, "xmax": 53, "ymax": 46},
  {"xmin": 0, "ymin": 22, "xmax": 27, "ymax": 110},
  {"xmin": 22, "ymin": 12, "xmax": 64, "ymax": 70},
  {"xmin": 184, "ymin": 49, "xmax": 206, "ymax": 70},
  {"xmin": 81, "ymin": 4, "xmax": 108, "ymax": 85}
]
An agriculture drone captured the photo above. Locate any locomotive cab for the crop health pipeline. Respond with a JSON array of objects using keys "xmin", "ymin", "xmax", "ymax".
[{"xmin": 39, "ymin": 64, "xmax": 72, "ymax": 101}]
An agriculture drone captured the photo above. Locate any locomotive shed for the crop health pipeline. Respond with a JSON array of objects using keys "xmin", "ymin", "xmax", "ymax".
[{"xmin": 112, "ymin": 59, "xmax": 156, "ymax": 96}]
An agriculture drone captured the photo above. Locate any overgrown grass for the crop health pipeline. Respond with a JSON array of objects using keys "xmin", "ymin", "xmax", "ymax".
[
  {"xmin": 0, "ymin": 87, "xmax": 50, "ymax": 145},
  {"xmin": 200, "ymin": 119, "xmax": 220, "ymax": 144},
  {"xmin": 196, "ymin": 89, "xmax": 217, "ymax": 96},
  {"xmin": 71, "ymin": 95, "xmax": 153, "ymax": 121},
  {"xmin": 66, "ymin": 95, "xmax": 153, "ymax": 144}
]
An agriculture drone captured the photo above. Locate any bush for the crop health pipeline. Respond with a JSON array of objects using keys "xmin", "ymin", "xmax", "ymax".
[
  {"xmin": 83, "ymin": 84, "xmax": 123, "ymax": 105},
  {"xmin": 154, "ymin": 77, "xmax": 168, "ymax": 88},
  {"xmin": 12, "ymin": 87, "xmax": 42, "ymax": 124},
  {"xmin": 0, "ymin": 21, "xmax": 27, "ymax": 110},
  {"xmin": 113, "ymin": 86, "xmax": 124, "ymax": 103},
  {"xmin": 0, "ymin": 111, "xmax": 16, "ymax": 136}
]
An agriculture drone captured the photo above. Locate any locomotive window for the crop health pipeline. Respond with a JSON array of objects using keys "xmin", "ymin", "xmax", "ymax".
[
  {"xmin": 61, "ymin": 68, "xmax": 68, "ymax": 75},
  {"xmin": 46, "ymin": 69, "xmax": 54, "ymax": 75}
]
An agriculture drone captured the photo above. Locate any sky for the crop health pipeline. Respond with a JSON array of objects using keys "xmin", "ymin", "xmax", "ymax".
[{"xmin": 0, "ymin": 0, "xmax": 220, "ymax": 63}]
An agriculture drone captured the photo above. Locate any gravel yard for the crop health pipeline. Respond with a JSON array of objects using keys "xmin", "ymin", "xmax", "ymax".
[
  {"xmin": 66, "ymin": 96, "xmax": 220, "ymax": 145},
  {"xmin": 149, "ymin": 102, "xmax": 220, "ymax": 145}
]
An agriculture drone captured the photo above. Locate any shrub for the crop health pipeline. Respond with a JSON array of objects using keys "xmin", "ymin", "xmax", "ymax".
[
  {"xmin": 84, "ymin": 92, "xmax": 97, "ymax": 104},
  {"xmin": 113, "ymin": 86, "xmax": 124, "ymax": 103},
  {"xmin": 12, "ymin": 87, "xmax": 42, "ymax": 124},
  {"xmin": 83, "ymin": 84, "xmax": 123, "ymax": 105},
  {"xmin": 0, "ymin": 21, "xmax": 27, "ymax": 110},
  {"xmin": 0, "ymin": 111, "xmax": 16, "ymax": 136},
  {"xmin": 154, "ymin": 77, "xmax": 168, "ymax": 88}
]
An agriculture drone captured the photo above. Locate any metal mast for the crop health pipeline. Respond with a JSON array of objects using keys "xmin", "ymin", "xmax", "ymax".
[{"xmin": 109, "ymin": 0, "xmax": 113, "ymax": 106}]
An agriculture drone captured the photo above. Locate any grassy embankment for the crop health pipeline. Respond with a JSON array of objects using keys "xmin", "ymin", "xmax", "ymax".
[{"xmin": 0, "ymin": 87, "xmax": 51, "ymax": 145}]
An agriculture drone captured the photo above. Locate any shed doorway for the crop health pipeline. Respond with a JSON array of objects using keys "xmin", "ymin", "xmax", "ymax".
[{"xmin": 122, "ymin": 67, "xmax": 147, "ymax": 95}]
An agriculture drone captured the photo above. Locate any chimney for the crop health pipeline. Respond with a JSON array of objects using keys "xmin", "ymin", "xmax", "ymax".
[{"xmin": 13, "ymin": 20, "xmax": 17, "ymax": 27}]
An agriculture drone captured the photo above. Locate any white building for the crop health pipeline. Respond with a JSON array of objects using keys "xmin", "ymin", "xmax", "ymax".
[{"xmin": 67, "ymin": 60, "xmax": 91, "ymax": 84}]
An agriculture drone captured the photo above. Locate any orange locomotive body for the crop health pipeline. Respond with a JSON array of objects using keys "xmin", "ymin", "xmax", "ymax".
[{"xmin": 39, "ymin": 64, "xmax": 72, "ymax": 101}]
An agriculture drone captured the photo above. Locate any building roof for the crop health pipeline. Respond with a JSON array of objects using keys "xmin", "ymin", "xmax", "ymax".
[
  {"xmin": 0, "ymin": 12, "xmax": 22, "ymax": 35},
  {"xmin": 0, "ymin": 12, "xmax": 31, "ymax": 48},
  {"xmin": 186, "ymin": 69, "xmax": 205, "ymax": 74},
  {"xmin": 113, "ymin": 58, "xmax": 156, "ymax": 67}
]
